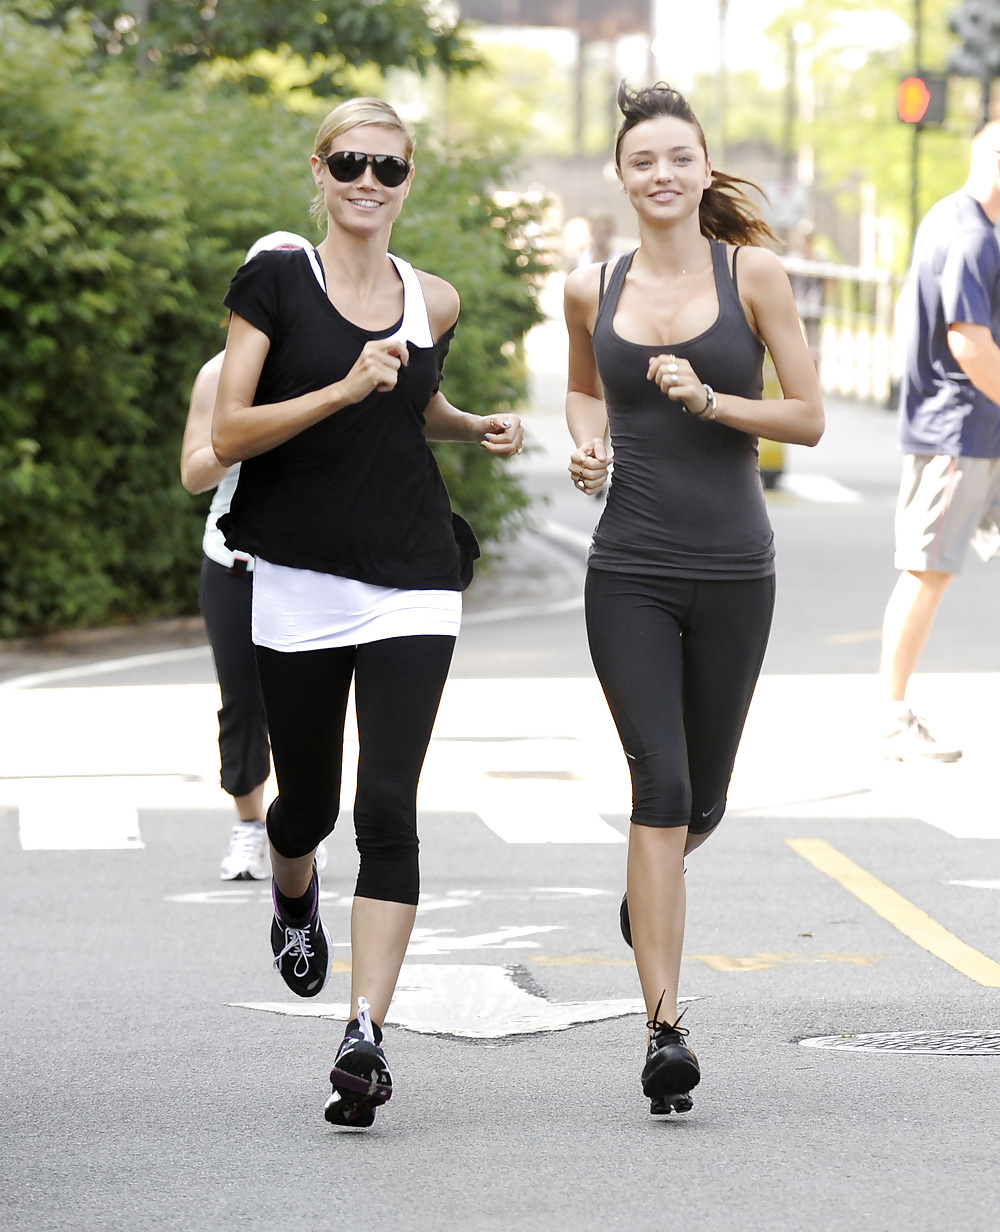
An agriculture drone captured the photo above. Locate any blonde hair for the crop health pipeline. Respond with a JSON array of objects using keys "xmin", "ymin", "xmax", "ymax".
[{"xmin": 309, "ymin": 97, "xmax": 415, "ymax": 227}]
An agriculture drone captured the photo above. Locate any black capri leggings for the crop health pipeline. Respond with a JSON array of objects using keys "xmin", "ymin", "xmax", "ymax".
[
  {"xmin": 199, "ymin": 556, "xmax": 271, "ymax": 799},
  {"xmin": 584, "ymin": 568, "xmax": 775, "ymax": 835},
  {"xmin": 254, "ymin": 635, "xmax": 456, "ymax": 906}
]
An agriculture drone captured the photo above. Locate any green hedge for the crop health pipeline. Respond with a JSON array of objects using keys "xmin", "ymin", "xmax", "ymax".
[{"xmin": 0, "ymin": 12, "xmax": 542, "ymax": 637}]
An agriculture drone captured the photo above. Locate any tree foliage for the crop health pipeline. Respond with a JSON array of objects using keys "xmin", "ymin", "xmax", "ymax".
[
  {"xmin": 29, "ymin": 0, "xmax": 478, "ymax": 91},
  {"xmin": 766, "ymin": 1, "xmax": 977, "ymax": 264},
  {"xmin": 0, "ymin": 6, "xmax": 541, "ymax": 636}
]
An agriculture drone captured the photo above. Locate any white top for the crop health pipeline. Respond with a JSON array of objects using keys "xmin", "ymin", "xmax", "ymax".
[
  {"xmin": 250, "ymin": 251, "xmax": 462, "ymax": 651},
  {"xmin": 202, "ymin": 464, "xmax": 253, "ymax": 571}
]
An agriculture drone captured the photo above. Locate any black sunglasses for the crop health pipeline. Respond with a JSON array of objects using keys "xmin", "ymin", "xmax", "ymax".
[{"xmin": 322, "ymin": 150, "xmax": 411, "ymax": 188}]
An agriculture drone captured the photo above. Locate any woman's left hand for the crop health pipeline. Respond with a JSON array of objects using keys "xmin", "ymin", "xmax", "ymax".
[
  {"xmin": 480, "ymin": 413, "xmax": 524, "ymax": 458},
  {"xmin": 647, "ymin": 353, "xmax": 712, "ymax": 418}
]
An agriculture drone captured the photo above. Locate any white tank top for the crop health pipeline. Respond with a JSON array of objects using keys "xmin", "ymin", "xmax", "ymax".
[
  {"xmin": 251, "ymin": 250, "xmax": 461, "ymax": 651},
  {"xmin": 202, "ymin": 464, "xmax": 253, "ymax": 571}
]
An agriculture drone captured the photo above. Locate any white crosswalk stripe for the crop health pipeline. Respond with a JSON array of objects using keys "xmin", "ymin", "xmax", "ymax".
[{"xmin": 2, "ymin": 671, "xmax": 999, "ymax": 847}]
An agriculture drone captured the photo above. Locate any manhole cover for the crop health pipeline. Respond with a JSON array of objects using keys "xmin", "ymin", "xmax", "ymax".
[{"xmin": 800, "ymin": 1031, "xmax": 1000, "ymax": 1055}]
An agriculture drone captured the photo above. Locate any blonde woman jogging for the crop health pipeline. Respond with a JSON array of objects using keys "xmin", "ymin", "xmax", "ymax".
[{"xmin": 213, "ymin": 99, "xmax": 522, "ymax": 1127}]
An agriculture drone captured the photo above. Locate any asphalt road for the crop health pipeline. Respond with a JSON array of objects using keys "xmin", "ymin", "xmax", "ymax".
[{"xmin": 3, "ymin": 392, "xmax": 1000, "ymax": 1230}]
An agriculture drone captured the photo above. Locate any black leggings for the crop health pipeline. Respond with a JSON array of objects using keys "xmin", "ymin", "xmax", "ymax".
[
  {"xmin": 254, "ymin": 635, "xmax": 455, "ymax": 906},
  {"xmin": 585, "ymin": 568, "xmax": 774, "ymax": 835},
  {"xmin": 199, "ymin": 556, "xmax": 271, "ymax": 799}
]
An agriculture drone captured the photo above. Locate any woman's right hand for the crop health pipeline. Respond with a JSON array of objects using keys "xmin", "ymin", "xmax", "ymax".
[
  {"xmin": 569, "ymin": 437, "xmax": 613, "ymax": 494},
  {"xmin": 341, "ymin": 338, "xmax": 410, "ymax": 402}
]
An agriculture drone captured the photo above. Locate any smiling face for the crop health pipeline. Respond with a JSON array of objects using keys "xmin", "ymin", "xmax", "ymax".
[
  {"xmin": 616, "ymin": 115, "xmax": 712, "ymax": 227},
  {"xmin": 310, "ymin": 123, "xmax": 414, "ymax": 236}
]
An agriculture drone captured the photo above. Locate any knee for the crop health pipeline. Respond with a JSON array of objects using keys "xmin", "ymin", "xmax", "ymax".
[
  {"xmin": 629, "ymin": 751, "xmax": 690, "ymax": 825},
  {"xmin": 353, "ymin": 782, "xmax": 418, "ymax": 856},
  {"xmin": 266, "ymin": 796, "xmax": 339, "ymax": 859}
]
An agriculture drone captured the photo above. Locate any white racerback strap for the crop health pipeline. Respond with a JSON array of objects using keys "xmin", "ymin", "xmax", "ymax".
[{"xmin": 304, "ymin": 248, "xmax": 433, "ymax": 349}]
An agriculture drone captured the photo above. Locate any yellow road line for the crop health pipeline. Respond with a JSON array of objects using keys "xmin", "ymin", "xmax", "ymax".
[
  {"xmin": 787, "ymin": 838, "xmax": 1000, "ymax": 988},
  {"xmin": 825, "ymin": 629, "xmax": 882, "ymax": 645}
]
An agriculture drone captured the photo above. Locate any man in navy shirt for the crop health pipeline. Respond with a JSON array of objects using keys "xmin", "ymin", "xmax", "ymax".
[{"xmin": 880, "ymin": 123, "xmax": 1000, "ymax": 761}]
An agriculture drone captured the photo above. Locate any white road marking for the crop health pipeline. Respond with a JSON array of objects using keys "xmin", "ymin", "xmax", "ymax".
[
  {"xmin": 16, "ymin": 778, "xmax": 144, "ymax": 850},
  {"xmin": 5, "ymin": 673, "xmax": 1000, "ymax": 847},
  {"xmin": 0, "ymin": 646, "xmax": 211, "ymax": 692},
  {"xmin": 231, "ymin": 962, "xmax": 648, "ymax": 1038},
  {"xmin": 533, "ymin": 887, "xmax": 612, "ymax": 897},
  {"xmin": 947, "ymin": 880, "xmax": 1000, "ymax": 890},
  {"xmin": 331, "ymin": 925, "xmax": 564, "ymax": 956},
  {"xmin": 473, "ymin": 779, "xmax": 625, "ymax": 843},
  {"xmin": 779, "ymin": 474, "xmax": 863, "ymax": 504}
]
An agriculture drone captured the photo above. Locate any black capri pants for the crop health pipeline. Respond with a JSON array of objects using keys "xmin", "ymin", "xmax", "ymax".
[
  {"xmin": 199, "ymin": 555, "xmax": 271, "ymax": 799},
  {"xmin": 255, "ymin": 635, "xmax": 456, "ymax": 906},
  {"xmin": 585, "ymin": 568, "xmax": 775, "ymax": 835}
]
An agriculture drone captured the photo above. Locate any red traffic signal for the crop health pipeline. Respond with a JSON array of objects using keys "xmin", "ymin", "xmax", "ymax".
[
  {"xmin": 898, "ymin": 76, "xmax": 930, "ymax": 122},
  {"xmin": 897, "ymin": 75, "xmax": 947, "ymax": 126}
]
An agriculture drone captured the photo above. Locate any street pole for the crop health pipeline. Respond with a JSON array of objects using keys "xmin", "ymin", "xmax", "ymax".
[
  {"xmin": 717, "ymin": 0, "xmax": 729, "ymax": 164},
  {"xmin": 910, "ymin": 0, "xmax": 922, "ymax": 255}
]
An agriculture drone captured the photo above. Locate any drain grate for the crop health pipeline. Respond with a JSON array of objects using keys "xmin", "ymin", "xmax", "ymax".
[{"xmin": 800, "ymin": 1031, "xmax": 1000, "ymax": 1055}]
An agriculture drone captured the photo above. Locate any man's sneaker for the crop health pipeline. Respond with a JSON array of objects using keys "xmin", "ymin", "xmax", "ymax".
[
  {"xmin": 324, "ymin": 996, "xmax": 393, "ymax": 1128},
  {"xmin": 270, "ymin": 872, "xmax": 332, "ymax": 998},
  {"xmin": 641, "ymin": 995, "xmax": 700, "ymax": 1116},
  {"xmin": 885, "ymin": 708, "xmax": 962, "ymax": 763},
  {"xmin": 220, "ymin": 820, "xmax": 268, "ymax": 881}
]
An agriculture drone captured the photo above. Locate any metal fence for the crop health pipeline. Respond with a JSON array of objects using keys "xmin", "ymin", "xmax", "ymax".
[{"xmin": 781, "ymin": 257, "xmax": 902, "ymax": 405}]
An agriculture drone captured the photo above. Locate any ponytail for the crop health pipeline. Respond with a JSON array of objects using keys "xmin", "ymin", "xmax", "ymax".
[{"xmin": 699, "ymin": 171, "xmax": 777, "ymax": 246}]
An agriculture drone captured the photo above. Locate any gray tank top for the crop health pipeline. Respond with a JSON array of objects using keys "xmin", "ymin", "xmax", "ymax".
[{"xmin": 588, "ymin": 240, "xmax": 775, "ymax": 580}]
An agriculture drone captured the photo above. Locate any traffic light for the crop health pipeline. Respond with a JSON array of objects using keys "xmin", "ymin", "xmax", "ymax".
[
  {"xmin": 948, "ymin": 0, "xmax": 1000, "ymax": 82},
  {"xmin": 897, "ymin": 75, "xmax": 947, "ymax": 127}
]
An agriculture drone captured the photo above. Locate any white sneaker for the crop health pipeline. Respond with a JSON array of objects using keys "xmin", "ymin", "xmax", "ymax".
[
  {"xmin": 315, "ymin": 840, "xmax": 329, "ymax": 874},
  {"xmin": 219, "ymin": 820, "xmax": 269, "ymax": 880},
  {"xmin": 884, "ymin": 709, "xmax": 962, "ymax": 763}
]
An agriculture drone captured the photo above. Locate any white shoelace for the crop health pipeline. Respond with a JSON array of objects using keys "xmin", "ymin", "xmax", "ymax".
[
  {"xmin": 230, "ymin": 822, "xmax": 264, "ymax": 861},
  {"xmin": 273, "ymin": 926, "xmax": 315, "ymax": 978},
  {"xmin": 357, "ymin": 996, "xmax": 376, "ymax": 1044}
]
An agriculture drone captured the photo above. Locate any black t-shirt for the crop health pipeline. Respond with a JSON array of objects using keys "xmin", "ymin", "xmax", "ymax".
[{"xmin": 218, "ymin": 248, "xmax": 475, "ymax": 590}]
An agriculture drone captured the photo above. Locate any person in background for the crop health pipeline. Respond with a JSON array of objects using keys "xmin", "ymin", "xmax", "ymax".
[
  {"xmin": 180, "ymin": 232, "xmax": 328, "ymax": 882},
  {"xmin": 564, "ymin": 81, "xmax": 823, "ymax": 1117},
  {"xmin": 576, "ymin": 211, "xmax": 627, "ymax": 269},
  {"xmin": 879, "ymin": 123, "xmax": 1000, "ymax": 763}
]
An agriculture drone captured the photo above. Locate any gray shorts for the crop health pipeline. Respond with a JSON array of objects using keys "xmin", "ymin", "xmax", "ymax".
[{"xmin": 895, "ymin": 453, "xmax": 1000, "ymax": 574}]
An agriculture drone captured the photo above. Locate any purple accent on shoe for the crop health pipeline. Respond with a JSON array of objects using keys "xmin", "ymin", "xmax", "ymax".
[{"xmin": 329, "ymin": 1066, "xmax": 392, "ymax": 1103}]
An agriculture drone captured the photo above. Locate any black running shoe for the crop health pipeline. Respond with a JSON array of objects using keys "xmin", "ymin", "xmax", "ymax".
[
  {"xmin": 641, "ymin": 995, "xmax": 700, "ymax": 1115},
  {"xmin": 324, "ymin": 997, "xmax": 393, "ymax": 1128},
  {"xmin": 620, "ymin": 892, "xmax": 632, "ymax": 948},
  {"xmin": 270, "ymin": 872, "xmax": 332, "ymax": 998}
]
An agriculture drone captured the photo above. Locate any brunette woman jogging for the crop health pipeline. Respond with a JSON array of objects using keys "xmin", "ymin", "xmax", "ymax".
[
  {"xmin": 212, "ymin": 98, "xmax": 522, "ymax": 1127},
  {"xmin": 564, "ymin": 82, "xmax": 823, "ymax": 1116}
]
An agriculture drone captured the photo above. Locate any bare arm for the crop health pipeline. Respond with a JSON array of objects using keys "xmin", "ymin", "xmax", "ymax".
[
  {"xmin": 414, "ymin": 269, "xmax": 524, "ymax": 456},
  {"xmin": 948, "ymin": 322, "xmax": 1000, "ymax": 404},
  {"xmin": 649, "ymin": 248, "xmax": 824, "ymax": 446},
  {"xmin": 423, "ymin": 392, "xmax": 523, "ymax": 456},
  {"xmin": 180, "ymin": 352, "xmax": 229, "ymax": 494},
  {"xmin": 212, "ymin": 313, "xmax": 410, "ymax": 467},
  {"xmin": 564, "ymin": 265, "xmax": 613, "ymax": 494}
]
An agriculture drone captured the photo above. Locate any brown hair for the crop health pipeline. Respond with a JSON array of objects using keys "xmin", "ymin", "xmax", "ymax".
[
  {"xmin": 615, "ymin": 80, "xmax": 776, "ymax": 247},
  {"xmin": 309, "ymin": 97, "xmax": 415, "ymax": 227}
]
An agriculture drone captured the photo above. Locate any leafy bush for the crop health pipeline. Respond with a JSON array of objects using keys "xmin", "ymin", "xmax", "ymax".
[{"xmin": 0, "ymin": 9, "xmax": 542, "ymax": 636}]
